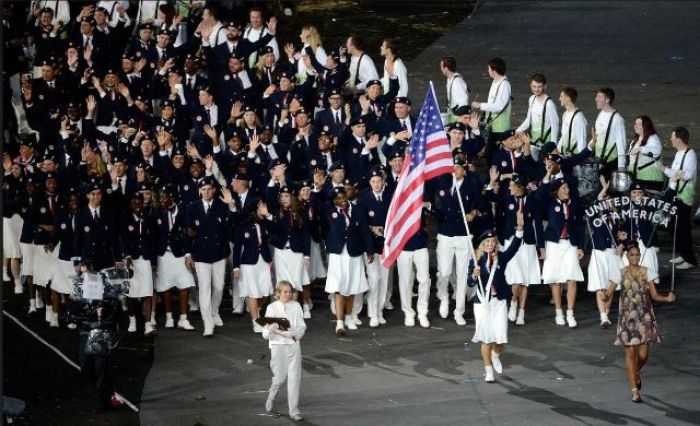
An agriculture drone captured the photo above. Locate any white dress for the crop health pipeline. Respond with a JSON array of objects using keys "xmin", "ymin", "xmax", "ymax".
[
  {"xmin": 587, "ymin": 248, "xmax": 622, "ymax": 291},
  {"xmin": 502, "ymin": 237, "xmax": 541, "ymax": 285},
  {"xmin": 325, "ymin": 246, "xmax": 368, "ymax": 296},
  {"xmin": 274, "ymin": 248, "xmax": 310, "ymax": 291},
  {"xmin": 128, "ymin": 257, "xmax": 154, "ymax": 298},
  {"xmin": 156, "ymin": 251, "xmax": 195, "ymax": 292},
  {"xmin": 308, "ymin": 240, "xmax": 327, "ymax": 280},
  {"xmin": 541, "ymin": 240, "xmax": 584, "ymax": 283},
  {"xmin": 3, "ymin": 214, "xmax": 23, "ymax": 258},
  {"xmin": 50, "ymin": 258, "xmax": 77, "ymax": 295},
  {"xmin": 33, "ymin": 244, "xmax": 59, "ymax": 287},
  {"xmin": 240, "ymin": 255, "xmax": 273, "ymax": 298},
  {"xmin": 472, "ymin": 298, "xmax": 509, "ymax": 344}
]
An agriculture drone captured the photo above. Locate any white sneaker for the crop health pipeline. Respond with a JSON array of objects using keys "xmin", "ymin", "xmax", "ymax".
[
  {"xmin": 492, "ymin": 354, "xmax": 503, "ymax": 374},
  {"xmin": 369, "ymin": 317, "xmax": 379, "ymax": 328},
  {"xmin": 144, "ymin": 323, "xmax": 156, "ymax": 336},
  {"xmin": 484, "ymin": 366, "xmax": 495, "ymax": 383},
  {"xmin": 290, "ymin": 413, "xmax": 304, "ymax": 422},
  {"xmin": 439, "ymin": 299, "xmax": 449, "ymax": 319},
  {"xmin": 203, "ymin": 326, "xmax": 214, "ymax": 337},
  {"xmin": 212, "ymin": 315, "xmax": 224, "ymax": 327},
  {"xmin": 45, "ymin": 306, "xmax": 54, "ymax": 323},
  {"xmin": 404, "ymin": 317, "xmax": 415, "ymax": 327},
  {"xmin": 345, "ymin": 316, "xmax": 358, "ymax": 330},
  {"xmin": 669, "ymin": 256, "xmax": 684, "ymax": 264},
  {"xmin": 508, "ymin": 304, "xmax": 517, "ymax": 322},
  {"xmin": 14, "ymin": 284, "xmax": 23, "ymax": 294},
  {"xmin": 516, "ymin": 310, "xmax": 525, "ymax": 325},
  {"xmin": 35, "ymin": 296, "xmax": 45, "ymax": 309},
  {"xmin": 335, "ymin": 321, "xmax": 346, "ymax": 336},
  {"xmin": 2, "ymin": 269, "xmax": 10, "ymax": 282},
  {"xmin": 418, "ymin": 315, "xmax": 430, "ymax": 328},
  {"xmin": 353, "ymin": 315, "xmax": 362, "ymax": 326},
  {"xmin": 676, "ymin": 261, "xmax": 695, "ymax": 270},
  {"xmin": 555, "ymin": 314, "xmax": 566, "ymax": 326},
  {"xmin": 189, "ymin": 301, "xmax": 200, "ymax": 312},
  {"xmin": 165, "ymin": 316, "xmax": 174, "ymax": 328},
  {"xmin": 378, "ymin": 315, "xmax": 387, "ymax": 325},
  {"xmin": 49, "ymin": 312, "xmax": 59, "ymax": 328},
  {"xmin": 178, "ymin": 317, "xmax": 195, "ymax": 330},
  {"xmin": 28, "ymin": 300, "xmax": 37, "ymax": 314},
  {"xmin": 455, "ymin": 316, "xmax": 467, "ymax": 326},
  {"xmin": 232, "ymin": 307, "xmax": 243, "ymax": 314},
  {"xmin": 128, "ymin": 316, "xmax": 137, "ymax": 333},
  {"xmin": 384, "ymin": 300, "xmax": 394, "ymax": 310},
  {"xmin": 253, "ymin": 320, "xmax": 263, "ymax": 333},
  {"xmin": 265, "ymin": 391, "xmax": 277, "ymax": 412},
  {"xmin": 303, "ymin": 305, "xmax": 311, "ymax": 319},
  {"xmin": 566, "ymin": 315, "xmax": 578, "ymax": 328}
]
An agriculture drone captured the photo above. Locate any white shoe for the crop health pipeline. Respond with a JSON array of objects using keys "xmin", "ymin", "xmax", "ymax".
[
  {"xmin": 178, "ymin": 317, "xmax": 195, "ymax": 330},
  {"xmin": 455, "ymin": 316, "xmax": 467, "ymax": 326},
  {"xmin": 555, "ymin": 314, "xmax": 566, "ymax": 326},
  {"xmin": 676, "ymin": 261, "xmax": 695, "ymax": 270},
  {"xmin": 253, "ymin": 320, "xmax": 264, "ymax": 333},
  {"xmin": 508, "ymin": 304, "xmax": 517, "ymax": 322},
  {"xmin": 119, "ymin": 295, "xmax": 128, "ymax": 312},
  {"xmin": 2, "ymin": 269, "xmax": 10, "ymax": 282},
  {"xmin": 330, "ymin": 300, "xmax": 336, "ymax": 315},
  {"xmin": 484, "ymin": 366, "xmax": 495, "ymax": 383},
  {"xmin": 404, "ymin": 317, "xmax": 415, "ymax": 327},
  {"xmin": 308, "ymin": 299, "xmax": 313, "ymax": 310},
  {"xmin": 303, "ymin": 305, "xmax": 311, "ymax": 319},
  {"xmin": 128, "ymin": 316, "xmax": 137, "ymax": 333},
  {"xmin": 49, "ymin": 312, "xmax": 59, "ymax": 328},
  {"xmin": 67, "ymin": 323, "xmax": 77, "ymax": 329},
  {"xmin": 369, "ymin": 317, "xmax": 379, "ymax": 328},
  {"xmin": 232, "ymin": 307, "xmax": 244, "ymax": 314},
  {"xmin": 335, "ymin": 321, "xmax": 346, "ymax": 336},
  {"xmin": 566, "ymin": 315, "xmax": 578, "ymax": 328},
  {"xmin": 516, "ymin": 310, "xmax": 525, "ymax": 325},
  {"xmin": 212, "ymin": 315, "xmax": 224, "ymax": 327},
  {"xmin": 345, "ymin": 316, "xmax": 358, "ymax": 330},
  {"xmin": 439, "ymin": 299, "xmax": 449, "ymax": 319},
  {"xmin": 384, "ymin": 300, "xmax": 394, "ymax": 310},
  {"xmin": 150, "ymin": 314, "xmax": 156, "ymax": 327},
  {"xmin": 165, "ymin": 317, "xmax": 174, "ymax": 328},
  {"xmin": 35, "ymin": 296, "xmax": 45, "ymax": 309},
  {"xmin": 45, "ymin": 306, "xmax": 54, "ymax": 323},
  {"xmin": 265, "ymin": 391, "xmax": 277, "ymax": 412},
  {"xmin": 491, "ymin": 353, "xmax": 503, "ymax": 374},
  {"xmin": 353, "ymin": 315, "xmax": 362, "ymax": 326},
  {"xmin": 28, "ymin": 300, "xmax": 37, "ymax": 314},
  {"xmin": 144, "ymin": 323, "xmax": 156, "ymax": 336},
  {"xmin": 290, "ymin": 413, "xmax": 304, "ymax": 421},
  {"xmin": 14, "ymin": 284, "xmax": 23, "ymax": 294},
  {"xmin": 669, "ymin": 256, "xmax": 684, "ymax": 264},
  {"xmin": 189, "ymin": 302, "xmax": 200, "ymax": 312},
  {"xmin": 418, "ymin": 315, "xmax": 430, "ymax": 328},
  {"xmin": 203, "ymin": 326, "xmax": 214, "ymax": 337},
  {"xmin": 378, "ymin": 315, "xmax": 387, "ymax": 325}
]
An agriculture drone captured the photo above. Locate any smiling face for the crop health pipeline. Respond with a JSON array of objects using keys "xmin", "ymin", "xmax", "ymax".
[
  {"xmin": 277, "ymin": 282, "xmax": 294, "ymax": 302},
  {"xmin": 333, "ymin": 192, "xmax": 347, "ymax": 208},
  {"xmin": 483, "ymin": 237, "xmax": 497, "ymax": 253},
  {"xmin": 369, "ymin": 175, "xmax": 384, "ymax": 193},
  {"xmin": 595, "ymin": 92, "xmax": 609, "ymax": 110},
  {"xmin": 626, "ymin": 246, "xmax": 641, "ymax": 266},
  {"xmin": 557, "ymin": 182, "xmax": 570, "ymax": 200},
  {"xmin": 530, "ymin": 80, "xmax": 544, "ymax": 96}
]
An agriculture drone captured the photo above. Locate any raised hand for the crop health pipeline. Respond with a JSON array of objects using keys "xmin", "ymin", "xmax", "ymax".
[
  {"xmin": 203, "ymin": 124, "xmax": 218, "ymax": 142},
  {"xmin": 284, "ymin": 43, "xmax": 296, "ymax": 60},
  {"xmin": 220, "ymin": 187, "xmax": 234, "ymax": 206},
  {"xmin": 135, "ymin": 58, "xmax": 147, "ymax": 73},
  {"xmin": 266, "ymin": 16, "xmax": 277, "ymax": 35},
  {"xmin": 248, "ymin": 133, "xmax": 260, "ymax": 152},
  {"xmin": 257, "ymin": 201, "xmax": 269, "ymax": 217},
  {"xmin": 204, "ymin": 154, "xmax": 214, "ymax": 170},
  {"xmin": 364, "ymin": 133, "xmax": 380, "ymax": 150},
  {"xmin": 358, "ymin": 95, "xmax": 370, "ymax": 113},
  {"xmin": 489, "ymin": 165, "xmax": 499, "ymax": 183}
]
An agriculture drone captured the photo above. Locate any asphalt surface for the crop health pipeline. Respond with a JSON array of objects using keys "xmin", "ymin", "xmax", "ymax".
[{"xmin": 5, "ymin": 1, "xmax": 700, "ymax": 425}]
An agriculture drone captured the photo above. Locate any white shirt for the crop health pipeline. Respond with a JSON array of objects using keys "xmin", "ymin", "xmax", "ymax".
[
  {"xmin": 629, "ymin": 134, "xmax": 662, "ymax": 169},
  {"xmin": 96, "ymin": 1, "xmax": 131, "ymax": 27},
  {"xmin": 558, "ymin": 109, "xmax": 588, "ymax": 154},
  {"xmin": 480, "ymin": 77, "xmax": 511, "ymax": 114},
  {"xmin": 261, "ymin": 300, "xmax": 306, "ymax": 347},
  {"xmin": 207, "ymin": 21, "xmax": 225, "ymax": 46},
  {"xmin": 35, "ymin": 1, "xmax": 70, "ymax": 26},
  {"xmin": 243, "ymin": 25, "xmax": 280, "ymax": 61},
  {"xmin": 517, "ymin": 95, "xmax": 559, "ymax": 143},
  {"xmin": 446, "ymin": 73, "xmax": 468, "ymax": 110},
  {"xmin": 595, "ymin": 110, "xmax": 627, "ymax": 167},
  {"xmin": 664, "ymin": 147, "xmax": 697, "ymax": 182},
  {"xmin": 347, "ymin": 53, "xmax": 379, "ymax": 91},
  {"xmin": 135, "ymin": 0, "xmax": 162, "ymax": 23},
  {"xmin": 297, "ymin": 45, "xmax": 327, "ymax": 77},
  {"xmin": 203, "ymin": 104, "xmax": 218, "ymax": 127},
  {"xmin": 382, "ymin": 58, "xmax": 408, "ymax": 97}
]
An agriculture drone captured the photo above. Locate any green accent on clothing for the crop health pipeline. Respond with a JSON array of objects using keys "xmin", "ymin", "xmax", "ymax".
[
  {"xmin": 678, "ymin": 180, "xmax": 695, "ymax": 206},
  {"xmin": 490, "ymin": 103, "xmax": 511, "ymax": 133}
]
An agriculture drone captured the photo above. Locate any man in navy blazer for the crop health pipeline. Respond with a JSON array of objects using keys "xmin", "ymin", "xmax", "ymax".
[
  {"xmin": 184, "ymin": 177, "xmax": 236, "ymax": 336},
  {"xmin": 378, "ymin": 96, "xmax": 416, "ymax": 159},
  {"xmin": 73, "ymin": 181, "xmax": 120, "ymax": 272}
]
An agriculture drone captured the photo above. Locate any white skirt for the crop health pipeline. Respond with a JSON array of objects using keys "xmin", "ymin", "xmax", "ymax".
[
  {"xmin": 128, "ymin": 257, "xmax": 154, "ymax": 298},
  {"xmin": 587, "ymin": 248, "xmax": 622, "ymax": 292},
  {"xmin": 502, "ymin": 238, "xmax": 541, "ymax": 285},
  {"xmin": 541, "ymin": 240, "xmax": 584, "ymax": 283},
  {"xmin": 240, "ymin": 255, "xmax": 273, "ymax": 298},
  {"xmin": 472, "ymin": 298, "xmax": 508, "ymax": 344},
  {"xmin": 33, "ymin": 244, "xmax": 59, "ymax": 287},
  {"xmin": 3, "ymin": 215, "xmax": 23, "ymax": 258},
  {"xmin": 50, "ymin": 259, "xmax": 77, "ymax": 295},
  {"xmin": 274, "ymin": 248, "xmax": 310, "ymax": 291},
  {"xmin": 309, "ymin": 240, "xmax": 327, "ymax": 280},
  {"xmin": 20, "ymin": 242, "xmax": 36, "ymax": 276},
  {"xmin": 325, "ymin": 246, "xmax": 368, "ymax": 296},
  {"xmin": 156, "ymin": 251, "xmax": 195, "ymax": 292},
  {"xmin": 621, "ymin": 240, "xmax": 659, "ymax": 283}
]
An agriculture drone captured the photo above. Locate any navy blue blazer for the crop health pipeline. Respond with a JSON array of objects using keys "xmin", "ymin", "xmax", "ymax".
[
  {"xmin": 322, "ymin": 203, "xmax": 372, "ymax": 257},
  {"xmin": 156, "ymin": 206, "xmax": 188, "ymax": 257},
  {"xmin": 542, "ymin": 198, "xmax": 585, "ymax": 247},
  {"xmin": 52, "ymin": 211, "xmax": 76, "ymax": 261},
  {"xmin": 119, "ymin": 212, "xmax": 158, "ymax": 263},
  {"xmin": 313, "ymin": 107, "xmax": 347, "ymax": 138},
  {"xmin": 467, "ymin": 233, "xmax": 523, "ymax": 302},
  {"xmin": 73, "ymin": 205, "xmax": 120, "ymax": 266},
  {"xmin": 355, "ymin": 187, "xmax": 393, "ymax": 255},
  {"xmin": 268, "ymin": 209, "xmax": 311, "ymax": 256},
  {"xmin": 232, "ymin": 217, "xmax": 273, "ymax": 268},
  {"xmin": 429, "ymin": 176, "xmax": 482, "ymax": 238},
  {"xmin": 185, "ymin": 199, "xmax": 235, "ymax": 263}
]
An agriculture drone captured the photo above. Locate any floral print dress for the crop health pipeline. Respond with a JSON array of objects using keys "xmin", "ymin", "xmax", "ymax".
[{"xmin": 615, "ymin": 266, "xmax": 661, "ymax": 346}]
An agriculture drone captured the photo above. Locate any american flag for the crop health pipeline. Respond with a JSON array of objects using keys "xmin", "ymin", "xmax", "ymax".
[{"xmin": 381, "ymin": 85, "xmax": 454, "ymax": 267}]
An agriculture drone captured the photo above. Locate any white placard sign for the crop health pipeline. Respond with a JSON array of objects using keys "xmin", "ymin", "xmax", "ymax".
[{"xmin": 82, "ymin": 272, "xmax": 104, "ymax": 300}]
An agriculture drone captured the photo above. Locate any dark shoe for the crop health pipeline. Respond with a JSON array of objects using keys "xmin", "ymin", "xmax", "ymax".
[{"xmin": 631, "ymin": 396, "xmax": 642, "ymax": 403}]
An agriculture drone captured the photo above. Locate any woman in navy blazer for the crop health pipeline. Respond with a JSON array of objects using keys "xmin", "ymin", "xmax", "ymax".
[{"xmin": 468, "ymin": 211, "xmax": 524, "ymax": 383}]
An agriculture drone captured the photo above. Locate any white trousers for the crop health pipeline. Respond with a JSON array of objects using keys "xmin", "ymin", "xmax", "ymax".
[
  {"xmin": 435, "ymin": 234, "xmax": 473, "ymax": 318},
  {"xmin": 195, "ymin": 259, "xmax": 226, "ymax": 330},
  {"xmin": 364, "ymin": 254, "xmax": 389, "ymax": 319},
  {"xmin": 397, "ymin": 248, "xmax": 431, "ymax": 319},
  {"xmin": 269, "ymin": 343, "xmax": 302, "ymax": 417}
]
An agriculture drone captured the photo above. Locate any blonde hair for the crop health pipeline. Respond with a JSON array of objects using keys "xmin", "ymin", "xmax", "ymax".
[
  {"xmin": 474, "ymin": 237, "xmax": 499, "ymax": 265},
  {"xmin": 303, "ymin": 26, "xmax": 322, "ymax": 52},
  {"xmin": 275, "ymin": 281, "xmax": 294, "ymax": 300}
]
